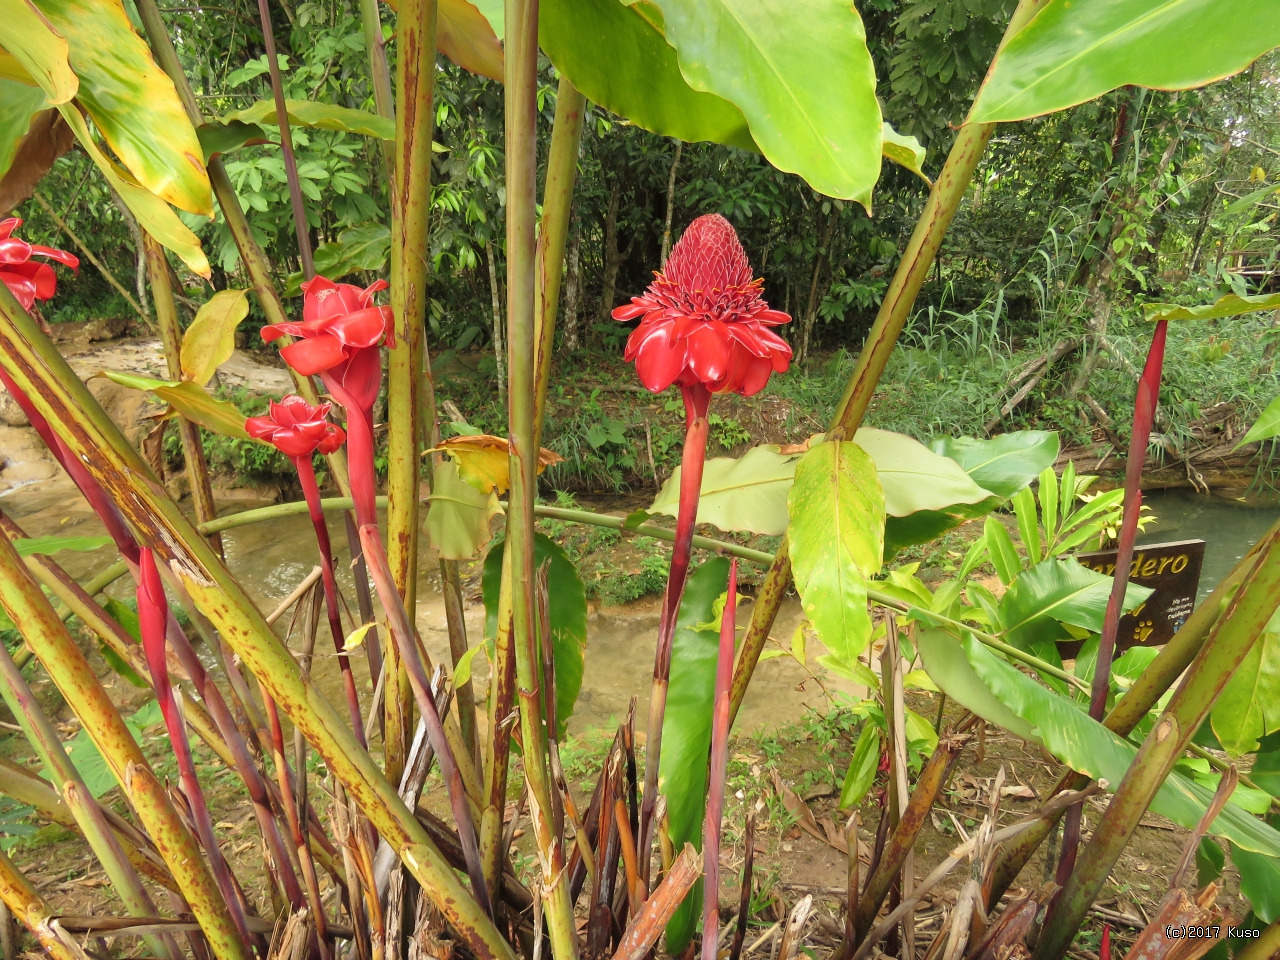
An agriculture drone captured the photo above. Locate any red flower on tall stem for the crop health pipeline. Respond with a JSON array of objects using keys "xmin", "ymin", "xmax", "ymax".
[
  {"xmin": 612, "ymin": 213, "xmax": 791, "ymax": 397},
  {"xmin": 0, "ymin": 217, "xmax": 79, "ymax": 310},
  {"xmin": 611, "ymin": 215, "xmax": 792, "ymax": 903},
  {"xmin": 245, "ymin": 395, "xmax": 346, "ymax": 459}
]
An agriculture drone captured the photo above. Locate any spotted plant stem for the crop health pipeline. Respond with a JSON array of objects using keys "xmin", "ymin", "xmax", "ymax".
[
  {"xmin": 702, "ymin": 559, "xmax": 738, "ymax": 960},
  {"xmin": 640, "ymin": 381, "xmax": 712, "ymax": 883}
]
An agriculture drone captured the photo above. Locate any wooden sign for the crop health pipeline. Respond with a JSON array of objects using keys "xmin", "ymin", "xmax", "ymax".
[{"xmin": 1074, "ymin": 539, "xmax": 1206, "ymax": 649}]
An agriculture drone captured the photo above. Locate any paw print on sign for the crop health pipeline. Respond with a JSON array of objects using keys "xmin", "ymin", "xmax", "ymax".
[{"xmin": 1134, "ymin": 620, "xmax": 1156, "ymax": 644}]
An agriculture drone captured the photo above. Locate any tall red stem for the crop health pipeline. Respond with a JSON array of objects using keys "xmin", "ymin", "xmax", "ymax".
[
  {"xmin": 294, "ymin": 453, "xmax": 367, "ymax": 746},
  {"xmin": 702, "ymin": 558, "xmax": 737, "ymax": 960},
  {"xmin": 640, "ymin": 381, "xmax": 712, "ymax": 885}
]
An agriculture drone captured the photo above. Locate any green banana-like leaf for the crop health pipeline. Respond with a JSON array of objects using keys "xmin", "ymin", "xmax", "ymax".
[
  {"xmin": 970, "ymin": 0, "xmax": 1280, "ymax": 124},
  {"xmin": 930, "ymin": 431, "xmax": 1060, "ymax": 501},
  {"xmin": 640, "ymin": 0, "xmax": 882, "ymax": 206},
  {"xmin": 998, "ymin": 557, "xmax": 1153, "ymax": 654},
  {"xmin": 381, "ymin": 0, "xmax": 504, "ymax": 78},
  {"xmin": 788, "ymin": 440, "xmax": 885, "ymax": 680},
  {"xmin": 649, "ymin": 443, "xmax": 801, "ymax": 537},
  {"xmin": 195, "ymin": 119, "xmax": 268, "ymax": 161},
  {"xmin": 0, "ymin": 0, "xmax": 76, "ymax": 104},
  {"xmin": 1211, "ymin": 610, "xmax": 1280, "ymax": 756},
  {"xmin": 482, "ymin": 532, "xmax": 587, "ymax": 737},
  {"xmin": 881, "ymin": 121, "xmax": 929, "ymax": 184},
  {"xmin": 13, "ymin": 535, "xmax": 112, "ymax": 556},
  {"xmin": 539, "ymin": 0, "xmax": 754, "ymax": 151},
  {"xmin": 658, "ymin": 556, "xmax": 730, "ymax": 954},
  {"xmin": 1239, "ymin": 396, "xmax": 1280, "ymax": 449},
  {"xmin": 98, "ymin": 370, "xmax": 250, "ymax": 439},
  {"xmin": 25, "ymin": 0, "xmax": 211, "ymax": 215},
  {"xmin": 918, "ymin": 629, "xmax": 1280, "ymax": 857},
  {"xmin": 180, "ymin": 289, "xmax": 248, "ymax": 386}
]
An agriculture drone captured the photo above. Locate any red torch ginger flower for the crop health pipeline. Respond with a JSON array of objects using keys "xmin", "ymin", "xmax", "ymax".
[
  {"xmin": 0, "ymin": 217, "xmax": 79, "ymax": 310},
  {"xmin": 245, "ymin": 395, "xmax": 346, "ymax": 459},
  {"xmin": 261, "ymin": 276, "xmax": 393, "ymax": 381},
  {"xmin": 612, "ymin": 214, "xmax": 791, "ymax": 397}
]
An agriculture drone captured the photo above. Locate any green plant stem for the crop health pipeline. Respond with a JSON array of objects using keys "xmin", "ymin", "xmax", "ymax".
[
  {"xmin": 1235, "ymin": 920, "xmax": 1280, "ymax": 960},
  {"xmin": 1032, "ymin": 532, "xmax": 1280, "ymax": 960},
  {"xmin": 0, "ymin": 524, "xmax": 250, "ymax": 960},
  {"xmin": 0, "ymin": 630, "xmax": 178, "ymax": 960},
  {"xmin": 144, "ymin": 235, "xmax": 222, "ymax": 556},
  {"xmin": 726, "ymin": 0, "xmax": 1050, "ymax": 731},
  {"xmin": 505, "ymin": 0, "xmax": 577, "ymax": 954},
  {"xmin": 133, "ymin": 0, "xmax": 351, "ymax": 496},
  {"xmin": 0, "ymin": 285, "xmax": 515, "ymax": 960},
  {"xmin": 532, "ymin": 76, "xmax": 586, "ymax": 450},
  {"xmin": 357, "ymin": 0, "xmax": 395, "ymax": 181},
  {"xmin": 385, "ymin": 0, "xmax": 440, "ymax": 786}
]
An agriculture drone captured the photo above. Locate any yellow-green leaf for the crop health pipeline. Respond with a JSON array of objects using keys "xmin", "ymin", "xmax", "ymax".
[
  {"xmin": 58, "ymin": 106, "xmax": 209, "ymax": 277},
  {"xmin": 438, "ymin": 0, "xmax": 503, "ymax": 81},
  {"xmin": 452, "ymin": 642, "xmax": 486, "ymax": 688},
  {"xmin": 24, "ymin": 0, "xmax": 211, "ymax": 215},
  {"xmin": 342, "ymin": 622, "xmax": 378, "ymax": 652},
  {"xmin": 428, "ymin": 434, "xmax": 563, "ymax": 495},
  {"xmin": 181, "ymin": 289, "xmax": 248, "ymax": 385},
  {"xmin": 0, "ymin": 75, "xmax": 50, "ymax": 180},
  {"xmin": 1143, "ymin": 291, "xmax": 1280, "ymax": 324},
  {"xmin": 224, "ymin": 98, "xmax": 394, "ymax": 140},
  {"xmin": 1239, "ymin": 396, "xmax": 1280, "ymax": 449},
  {"xmin": 882, "ymin": 121, "xmax": 929, "ymax": 185},
  {"xmin": 0, "ymin": 1, "xmax": 76, "ymax": 104},
  {"xmin": 424, "ymin": 458, "xmax": 501, "ymax": 560},
  {"xmin": 98, "ymin": 370, "xmax": 250, "ymax": 440}
]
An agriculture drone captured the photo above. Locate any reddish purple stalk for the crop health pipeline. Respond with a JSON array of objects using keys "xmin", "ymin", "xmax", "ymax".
[
  {"xmin": 1058, "ymin": 318, "xmax": 1169, "ymax": 881},
  {"xmin": 293, "ymin": 453, "xmax": 367, "ymax": 745},
  {"xmin": 327, "ymin": 374, "xmax": 492, "ymax": 917},
  {"xmin": 640, "ymin": 382, "xmax": 712, "ymax": 886},
  {"xmin": 137, "ymin": 549, "xmax": 256, "ymax": 947},
  {"xmin": 702, "ymin": 558, "xmax": 737, "ymax": 960}
]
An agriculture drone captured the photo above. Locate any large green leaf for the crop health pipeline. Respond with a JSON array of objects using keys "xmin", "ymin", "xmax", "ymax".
[
  {"xmin": 971, "ymin": 0, "xmax": 1280, "ymax": 123},
  {"xmin": 98, "ymin": 371, "xmax": 249, "ymax": 439},
  {"xmin": 854, "ymin": 428, "xmax": 994, "ymax": 517},
  {"xmin": 1231, "ymin": 844, "xmax": 1280, "ymax": 924},
  {"xmin": 657, "ymin": 556, "xmax": 730, "ymax": 954},
  {"xmin": 26, "ymin": 0, "xmax": 211, "ymax": 216},
  {"xmin": 1211, "ymin": 611, "xmax": 1280, "ymax": 756},
  {"xmin": 284, "ymin": 223, "xmax": 391, "ymax": 296},
  {"xmin": 643, "ymin": 0, "xmax": 882, "ymax": 206},
  {"xmin": 919, "ymin": 630, "xmax": 1280, "ymax": 857},
  {"xmin": 482, "ymin": 532, "xmax": 587, "ymax": 736},
  {"xmin": 0, "ymin": 76, "xmax": 49, "ymax": 179},
  {"xmin": 931, "ymin": 431, "xmax": 1061, "ymax": 501},
  {"xmin": 648, "ymin": 443, "xmax": 801, "ymax": 536},
  {"xmin": 180, "ymin": 290, "xmax": 248, "ymax": 386},
  {"xmin": 424, "ymin": 458, "xmax": 500, "ymax": 561},
  {"xmin": 998, "ymin": 557, "xmax": 1153, "ymax": 652},
  {"xmin": 1239, "ymin": 396, "xmax": 1280, "ymax": 448},
  {"xmin": 1144, "ymin": 291, "xmax": 1280, "ymax": 324},
  {"xmin": 539, "ymin": 0, "xmax": 754, "ymax": 151},
  {"xmin": 788, "ymin": 441, "xmax": 885, "ymax": 679},
  {"xmin": 224, "ymin": 98, "xmax": 396, "ymax": 140}
]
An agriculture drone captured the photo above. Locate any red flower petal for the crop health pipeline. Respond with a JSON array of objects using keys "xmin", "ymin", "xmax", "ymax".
[
  {"xmin": 28, "ymin": 244, "xmax": 79, "ymax": 269},
  {"xmin": 0, "ymin": 238, "xmax": 32, "ymax": 264},
  {"xmin": 685, "ymin": 322, "xmax": 732, "ymax": 384},
  {"xmin": 330, "ymin": 305, "xmax": 392, "ymax": 349},
  {"xmin": 633, "ymin": 323, "xmax": 689, "ymax": 393},
  {"xmin": 281, "ymin": 335, "xmax": 349, "ymax": 376},
  {"xmin": 611, "ymin": 301, "xmax": 649, "ymax": 321},
  {"xmin": 318, "ymin": 424, "xmax": 346, "ymax": 454},
  {"xmin": 0, "ymin": 269, "xmax": 37, "ymax": 310},
  {"xmin": 0, "ymin": 219, "xmax": 17, "ymax": 241}
]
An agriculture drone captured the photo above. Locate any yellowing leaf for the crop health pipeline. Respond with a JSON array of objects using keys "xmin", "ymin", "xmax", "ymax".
[
  {"xmin": 424, "ymin": 458, "xmax": 502, "ymax": 560},
  {"xmin": 98, "ymin": 371, "xmax": 250, "ymax": 440},
  {"xmin": 438, "ymin": 0, "xmax": 503, "ymax": 81},
  {"xmin": 429, "ymin": 434, "xmax": 564, "ymax": 495},
  {"xmin": 181, "ymin": 289, "xmax": 248, "ymax": 385},
  {"xmin": 342, "ymin": 621, "xmax": 378, "ymax": 652},
  {"xmin": 1, "ymin": 2, "xmax": 76, "ymax": 105},
  {"xmin": 881, "ymin": 121, "xmax": 929, "ymax": 185}
]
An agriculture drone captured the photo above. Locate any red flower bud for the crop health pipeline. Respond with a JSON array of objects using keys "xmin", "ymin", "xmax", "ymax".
[
  {"xmin": 245, "ymin": 395, "xmax": 346, "ymax": 459},
  {"xmin": 261, "ymin": 275, "xmax": 393, "ymax": 377},
  {"xmin": 612, "ymin": 214, "xmax": 791, "ymax": 396},
  {"xmin": 0, "ymin": 217, "xmax": 79, "ymax": 310}
]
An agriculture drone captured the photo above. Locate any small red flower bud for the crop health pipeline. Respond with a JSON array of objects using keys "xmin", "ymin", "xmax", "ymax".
[
  {"xmin": 0, "ymin": 217, "xmax": 79, "ymax": 310},
  {"xmin": 612, "ymin": 214, "xmax": 791, "ymax": 396},
  {"xmin": 245, "ymin": 395, "xmax": 346, "ymax": 459}
]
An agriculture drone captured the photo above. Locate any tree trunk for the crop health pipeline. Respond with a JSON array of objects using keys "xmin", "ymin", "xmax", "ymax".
[
  {"xmin": 562, "ymin": 217, "xmax": 582, "ymax": 353},
  {"xmin": 598, "ymin": 180, "xmax": 622, "ymax": 327},
  {"xmin": 661, "ymin": 140, "xmax": 683, "ymax": 264},
  {"xmin": 797, "ymin": 210, "xmax": 838, "ymax": 364},
  {"xmin": 485, "ymin": 241, "xmax": 506, "ymax": 398}
]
